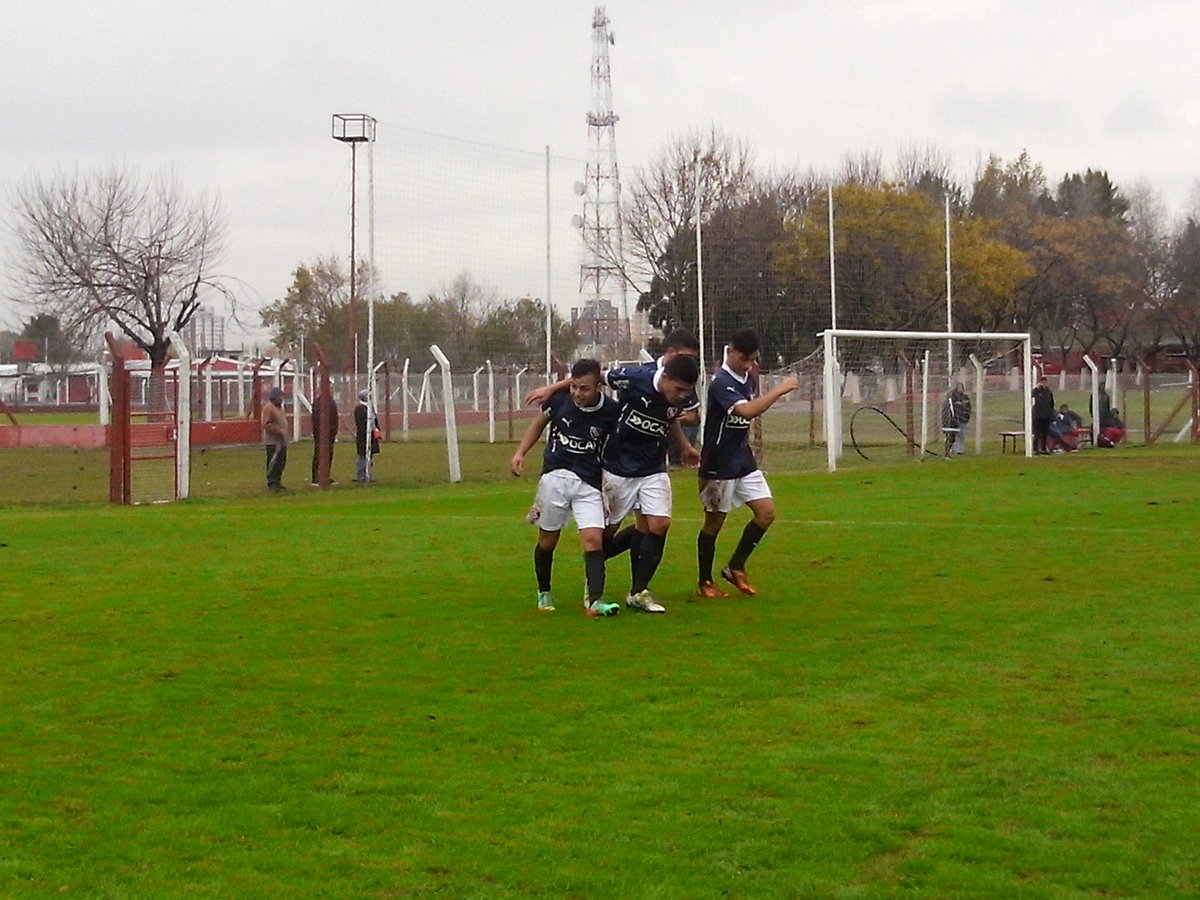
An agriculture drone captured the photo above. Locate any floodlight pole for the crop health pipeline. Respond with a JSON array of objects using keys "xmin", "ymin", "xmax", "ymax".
[
  {"xmin": 331, "ymin": 114, "xmax": 377, "ymax": 374},
  {"xmin": 945, "ymin": 195, "xmax": 954, "ymax": 386}
]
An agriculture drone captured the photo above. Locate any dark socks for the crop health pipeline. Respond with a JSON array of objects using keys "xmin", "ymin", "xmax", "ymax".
[
  {"xmin": 629, "ymin": 529, "xmax": 645, "ymax": 588},
  {"xmin": 534, "ymin": 545, "xmax": 554, "ymax": 592},
  {"xmin": 697, "ymin": 530, "xmax": 718, "ymax": 583},
  {"xmin": 631, "ymin": 531, "xmax": 665, "ymax": 594},
  {"xmin": 584, "ymin": 549, "xmax": 606, "ymax": 602},
  {"xmin": 728, "ymin": 522, "xmax": 767, "ymax": 572},
  {"xmin": 604, "ymin": 526, "xmax": 635, "ymax": 559}
]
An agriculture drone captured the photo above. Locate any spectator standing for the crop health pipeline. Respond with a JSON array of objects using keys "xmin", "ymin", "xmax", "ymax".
[
  {"xmin": 1031, "ymin": 376, "xmax": 1055, "ymax": 455},
  {"xmin": 261, "ymin": 387, "xmax": 289, "ymax": 491},
  {"xmin": 354, "ymin": 389, "xmax": 381, "ymax": 482},
  {"xmin": 941, "ymin": 382, "xmax": 972, "ymax": 459}
]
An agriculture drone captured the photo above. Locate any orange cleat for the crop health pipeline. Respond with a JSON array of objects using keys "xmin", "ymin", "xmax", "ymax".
[
  {"xmin": 697, "ymin": 580, "xmax": 729, "ymax": 598},
  {"xmin": 720, "ymin": 566, "xmax": 757, "ymax": 596}
]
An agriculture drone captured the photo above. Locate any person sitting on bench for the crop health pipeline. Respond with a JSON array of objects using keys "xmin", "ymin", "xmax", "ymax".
[{"xmin": 1046, "ymin": 404, "xmax": 1082, "ymax": 453}]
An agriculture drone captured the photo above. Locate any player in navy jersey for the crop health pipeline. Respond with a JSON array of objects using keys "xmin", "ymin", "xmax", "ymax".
[
  {"xmin": 601, "ymin": 353, "xmax": 700, "ymax": 613},
  {"xmin": 510, "ymin": 359, "xmax": 622, "ymax": 617},
  {"xmin": 696, "ymin": 329, "xmax": 798, "ymax": 598},
  {"xmin": 523, "ymin": 340, "xmax": 701, "ymax": 614}
]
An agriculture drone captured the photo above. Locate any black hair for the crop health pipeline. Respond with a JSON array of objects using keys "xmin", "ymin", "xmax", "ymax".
[
  {"xmin": 662, "ymin": 352, "xmax": 700, "ymax": 385},
  {"xmin": 662, "ymin": 328, "xmax": 700, "ymax": 354},
  {"xmin": 571, "ymin": 357, "xmax": 601, "ymax": 379},
  {"xmin": 729, "ymin": 328, "xmax": 760, "ymax": 356}
]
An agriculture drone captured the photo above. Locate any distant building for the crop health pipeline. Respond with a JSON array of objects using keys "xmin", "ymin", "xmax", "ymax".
[{"xmin": 572, "ymin": 298, "xmax": 624, "ymax": 347}]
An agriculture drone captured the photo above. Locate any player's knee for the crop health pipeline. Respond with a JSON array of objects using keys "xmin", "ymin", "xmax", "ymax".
[{"xmin": 754, "ymin": 507, "xmax": 776, "ymax": 529}]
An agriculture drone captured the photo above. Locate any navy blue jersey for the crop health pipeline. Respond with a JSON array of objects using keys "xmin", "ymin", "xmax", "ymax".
[
  {"xmin": 540, "ymin": 390, "xmax": 619, "ymax": 490},
  {"xmin": 602, "ymin": 363, "xmax": 699, "ymax": 477},
  {"xmin": 699, "ymin": 365, "xmax": 758, "ymax": 479}
]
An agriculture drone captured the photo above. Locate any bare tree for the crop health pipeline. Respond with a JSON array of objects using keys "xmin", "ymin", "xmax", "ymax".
[
  {"xmin": 620, "ymin": 127, "xmax": 757, "ymax": 334},
  {"xmin": 621, "ymin": 127, "xmax": 757, "ymax": 290},
  {"xmin": 7, "ymin": 166, "xmax": 229, "ymax": 367}
]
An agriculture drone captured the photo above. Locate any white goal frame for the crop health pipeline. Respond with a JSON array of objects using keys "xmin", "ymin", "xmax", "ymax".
[{"xmin": 821, "ymin": 328, "xmax": 1033, "ymax": 472}]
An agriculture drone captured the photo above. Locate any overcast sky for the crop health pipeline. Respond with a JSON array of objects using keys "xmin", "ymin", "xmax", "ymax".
[{"xmin": 3, "ymin": 0, "xmax": 1199, "ymax": 349}]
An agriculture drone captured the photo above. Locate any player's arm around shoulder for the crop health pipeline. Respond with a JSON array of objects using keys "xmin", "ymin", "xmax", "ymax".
[{"xmin": 524, "ymin": 378, "xmax": 570, "ymax": 407}]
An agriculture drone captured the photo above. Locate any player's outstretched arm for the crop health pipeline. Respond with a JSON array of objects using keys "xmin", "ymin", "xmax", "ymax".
[
  {"xmin": 524, "ymin": 378, "xmax": 570, "ymax": 407},
  {"xmin": 732, "ymin": 375, "xmax": 800, "ymax": 420},
  {"xmin": 510, "ymin": 412, "xmax": 551, "ymax": 476}
]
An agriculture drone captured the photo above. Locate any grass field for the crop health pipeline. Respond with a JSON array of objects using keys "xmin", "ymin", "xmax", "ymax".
[{"xmin": 2, "ymin": 443, "xmax": 1199, "ymax": 896}]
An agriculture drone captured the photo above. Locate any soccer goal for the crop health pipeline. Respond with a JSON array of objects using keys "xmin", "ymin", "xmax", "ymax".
[{"xmin": 814, "ymin": 329, "xmax": 1032, "ymax": 472}]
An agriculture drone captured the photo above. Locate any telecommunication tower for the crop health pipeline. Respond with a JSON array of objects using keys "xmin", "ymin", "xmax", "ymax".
[{"xmin": 577, "ymin": 6, "xmax": 628, "ymax": 348}]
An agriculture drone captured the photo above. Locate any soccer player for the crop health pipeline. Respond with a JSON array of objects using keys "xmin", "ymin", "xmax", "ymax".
[
  {"xmin": 603, "ymin": 329, "xmax": 701, "ymax": 563},
  {"xmin": 510, "ymin": 358, "xmax": 622, "ymax": 618},
  {"xmin": 696, "ymin": 328, "xmax": 798, "ymax": 598},
  {"xmin": 602, "ymin": 353, "xmax": 701, "ymax": 613}
]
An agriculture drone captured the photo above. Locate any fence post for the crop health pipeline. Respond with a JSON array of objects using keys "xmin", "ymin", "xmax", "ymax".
[
  {"xmin": 169, "ymin": 332, "xmax": 192, "ymax": 500},
  {"xmin": 430, "ymin": 345, "xmax": 461, "ymax": 483}
]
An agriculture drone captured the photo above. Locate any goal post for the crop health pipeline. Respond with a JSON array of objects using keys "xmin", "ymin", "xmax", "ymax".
[
  {"xmin": 819, "ymin": 328, "xmax": 1033, "ymax": 472},
  {"xmin": 105, "ymin": 330, "xmax": 193, "ymax": 505}
]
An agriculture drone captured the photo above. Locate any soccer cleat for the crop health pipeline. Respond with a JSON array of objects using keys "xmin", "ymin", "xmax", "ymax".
[
  {"xmin": 697, "ymin": 580, "xmax": 729, "ymax": 598},
  {"xmin": 720, "ymin": 566, "xmax": 757, "ymax": 596},
  {"xmin": 537, "ymin": 590, "xmax": 555, "ymax": 611},
  {"xmin": 585, "ymin": 599, "xmax": 620, "ymax": 618},
  {"xmin": 626, "ymin": 590, "xmax": 666, "ymax": 613}
]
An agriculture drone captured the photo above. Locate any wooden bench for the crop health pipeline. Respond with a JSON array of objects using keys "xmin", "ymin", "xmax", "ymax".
[{"xmin": 1001, "ymin": 428, "xmax": 1093, "ymax": 453}]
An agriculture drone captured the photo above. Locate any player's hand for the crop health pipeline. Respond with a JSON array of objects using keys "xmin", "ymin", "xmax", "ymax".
[
  {"xmin": 779, "ymin": 375, "xmax": 800, "ymax": 394},
  {"xmin": 510, "ymin": 454, "xmax": 524, "ymax": 477},
  {"xmin": 680, "ymin": 445, "xmax": 701, "ymax": 468},
  {"xmin": 524, "ymin": 385, "xmax": 552, "ymax": 406}
]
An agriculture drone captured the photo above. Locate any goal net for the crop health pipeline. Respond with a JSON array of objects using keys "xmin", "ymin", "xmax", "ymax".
[{"xmin": 753, "ymin": 329, "xmax": 1032, "ymax": 473}]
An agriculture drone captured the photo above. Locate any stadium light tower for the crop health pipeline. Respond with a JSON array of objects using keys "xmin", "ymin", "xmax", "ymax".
[
  {"xmin": 576, "ymin": 7, "xmax": 629, "ymax": 352},
  {"xmin": 331, "ymin": 114, "xmax": 377, "ymax": 372}
]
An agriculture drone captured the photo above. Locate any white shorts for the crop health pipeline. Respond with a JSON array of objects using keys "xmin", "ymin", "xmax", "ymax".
[
  {"xmin": 528, "ymin": 469, "xmax": 606, "ymax": 532},
  {"xmin": 602, "ymin": 470, "xmax": 672, "ymax": 524},
  {"xmin": 699, "ymin": 470, "xmax": 772, "ymax": 514}
]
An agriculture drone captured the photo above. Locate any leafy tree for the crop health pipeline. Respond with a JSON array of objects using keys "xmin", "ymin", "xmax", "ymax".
[
  {"xmin": 968, "ymin": 152, "xmax": 1055, "ymax": 223},
  {"xmin": 776, "ymin": 182, "xmax": 947, "ymax": 332},
  {"xmin": 260, "ymin": 256, "xmax": 376, "ymax": 369},
  {"xmin": 8, "ymin": 166, "xmax": 229, "ymax": 368},
  {"xmin": 17, "ymin": 314, "xmax": 78, "ymax": 367},
  {"xmin": 264, "ymin": 262, "xmax": 574, "ymax": 371},
  {"xmin": 1055, "ymin": 169, "xmax": 1129, "ymax": 222},
  {"xmin": 947, "ymin": 218, "xmax": 1032, "ymax": 332},
  {"xmin": 1166, "ymin": 218, "xmax": 1200, "ymax": 358}
]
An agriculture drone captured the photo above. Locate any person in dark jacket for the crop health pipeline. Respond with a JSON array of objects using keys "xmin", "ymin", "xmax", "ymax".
[
  {"xmin": 353, "ymin": 389, "xmax": 381, "ymax": 482},
  {"xmin": 1031, "ymin": 376, "xmax": 1055, "ymax": 455},
  {"xmin": 941, "ymin": 382, "xmax": 972, "ymax": 458}
]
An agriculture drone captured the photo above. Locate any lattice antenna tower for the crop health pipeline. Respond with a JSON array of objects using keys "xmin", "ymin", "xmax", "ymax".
[{"xmin": 578, "ymin": 6, "xmax": 629, "ymax": 347}]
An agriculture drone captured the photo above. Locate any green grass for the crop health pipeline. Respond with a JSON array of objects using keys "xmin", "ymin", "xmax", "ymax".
[{"xmin": 2, "ymin": 445, "xmax": 1200, "ymax": 896}]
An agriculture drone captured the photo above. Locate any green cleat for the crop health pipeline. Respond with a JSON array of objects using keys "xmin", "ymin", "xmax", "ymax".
[
  {"xmin": 585, "ymin": 599, "xmax": 620, "ymax": 618},
  {"xmin": 537, "ymin": 590, "xmax": 555, "ymax": 611}
]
